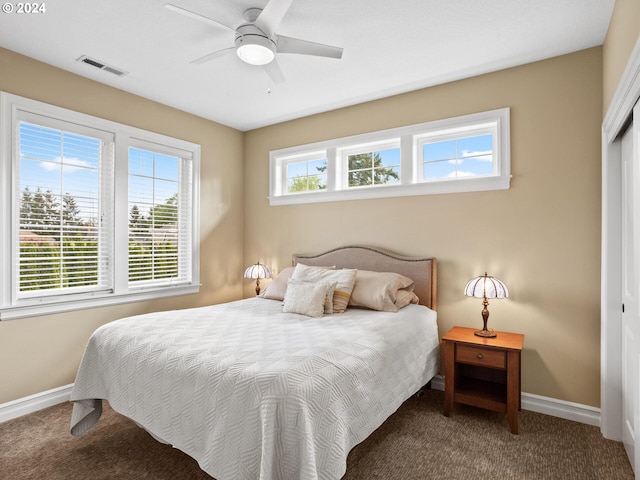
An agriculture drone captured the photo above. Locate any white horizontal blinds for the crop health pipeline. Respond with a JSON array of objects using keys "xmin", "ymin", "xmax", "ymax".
[
  {"xmin": 128, "ymin": 146, "xmax": 192, "ymax": 287},
  {"xmin": 177, "ymin": 157, "xmax": 193, "ymax": 282},
  {"xmin": 16, "ymin": 119, "xmax": 114, "ymax": 298}
]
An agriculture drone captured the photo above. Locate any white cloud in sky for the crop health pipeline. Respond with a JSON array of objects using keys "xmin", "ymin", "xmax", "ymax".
[
  {"xmin": 447, "ymin": 170, "xmax": 475, "ymax": 177},
  {"xmin": 39, "ymin": 156, "xmax": 92, "ymax": 173}
]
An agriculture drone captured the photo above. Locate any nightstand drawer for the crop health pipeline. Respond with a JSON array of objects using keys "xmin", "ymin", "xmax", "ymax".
[{"xmin": 456, "ymin": 344, "xmax": 506, "ymax": 369}]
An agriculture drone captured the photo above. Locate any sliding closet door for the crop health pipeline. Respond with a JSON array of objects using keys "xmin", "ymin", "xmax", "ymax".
[{"xmin": 621, "ymin": 101, "xmax": 640, "ymax": 474}]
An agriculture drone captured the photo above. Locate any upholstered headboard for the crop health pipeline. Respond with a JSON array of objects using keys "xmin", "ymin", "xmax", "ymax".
[{"xmin": 292, "ymin": 245, "xmax": 437, "ymax": 311}]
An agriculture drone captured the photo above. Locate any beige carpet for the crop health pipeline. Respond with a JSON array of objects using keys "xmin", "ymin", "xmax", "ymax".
[{"xmin": 0, "ymin": 390, "xmax": 633, "ymax": 479}]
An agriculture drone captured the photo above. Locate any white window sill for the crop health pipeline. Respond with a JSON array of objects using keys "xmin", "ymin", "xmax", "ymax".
[
  {"xmin": 269, "ymin": 175, "xmax": 511, "ymax": 206},
  {"xmin": 0, "ymin": 284, "xmax": 200, "ymax": 320}
]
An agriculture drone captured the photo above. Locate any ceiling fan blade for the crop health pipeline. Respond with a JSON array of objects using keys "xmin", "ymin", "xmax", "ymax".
[
  {"xmin": 254, "ymin": 0, "xmax": 293, "ymax": 37},
  {"xmin": 277, "ymin": 35, "xmax": 343, "ymax": 59},
  {"xmin": 190, "ymin": 47, "xmax": 235, "ymax": 65},
  {"xmin": 164, "ymin": 3, "xmax": 235, "ymax": 33},
  {"xmin": 263, "ymin": 59, "xmax": 285, "ymax": 84}
]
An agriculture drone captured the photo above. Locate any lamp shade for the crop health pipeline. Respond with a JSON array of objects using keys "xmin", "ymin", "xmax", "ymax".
[
  {"xmin": 464, "ymin": 273, "xmax": 508, "ymax": 299},
  {"xmin": 244, "ymin": 263, "xmax": 272, "ymax": 280}
]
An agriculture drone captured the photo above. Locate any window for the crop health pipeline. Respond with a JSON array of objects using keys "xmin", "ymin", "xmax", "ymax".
[
  {"xmin": 269, "ymin": 108, "xmax": 510, "ymax": 205},
  {"xmin": 0, "ymin": 93, "xmax": 200, "ymax": 319},
  {"xmin": 17, "ymin": 120, "xmax": 112, "ymax": 296},
  {"xmin": 416, "ymin": 120, "xmax": 499, "ymax": 183},
  {"xmin": 128, "ymin": 145, "xmax": 192, "ymax": 287},
  {"xmin": 341, "ymin": 141, "xmax": 401, "ymax": 188},
  {"xmin": 283, "ymin": 152, "xmax": 327, "ymax": 193}
]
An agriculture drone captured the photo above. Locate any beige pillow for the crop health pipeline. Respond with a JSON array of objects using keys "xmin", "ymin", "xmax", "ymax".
[
  {"xmin": 349, "ymin": 270, "xmax": 418, "ymax": 312},
  {"xmin": 260, "ymin": 267, "xmax": 294, "ymax": 300},
  {"xmin": 282, "ymin": 280, "xmax": 330, "ymax": 318},
  {"xmin": 288, "ymin": 279, "xmax": 337, "ymax": 314},
  {"xmin": 291, "ymin": 263, "xmax": 357, "ymax": 313},
  {"xmin": 394, "ymin": 289, "xmax": 420, "ymax": 310}
]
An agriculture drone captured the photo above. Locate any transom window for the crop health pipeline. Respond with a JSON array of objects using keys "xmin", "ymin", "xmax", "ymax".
[
  {"xmin": 342, "ymin": 142, "xmax": 401, "ymax": 188},
  {"xmin": 419, "ymin": 129, "xmax": 496, "ymax": 181},
  {"xmin": 269, "ymin": 108, "xmax": 510, "ymax": 205},
  {"xmin": 285, "ymin": 153, "xmax": 327, "ymax": 193}
]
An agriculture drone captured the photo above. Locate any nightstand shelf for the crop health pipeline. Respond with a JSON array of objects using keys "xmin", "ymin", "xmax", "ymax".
[
  {"xmin": 454, "ymin": 377, "xmax": 508, "ymax": 412},
  {"xmin": 442, "ymin": 326, "xmax": 524, "ymax": 434}
]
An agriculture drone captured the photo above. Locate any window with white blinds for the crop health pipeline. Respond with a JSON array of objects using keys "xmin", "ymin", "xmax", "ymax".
[
  {"xmin": 0, "ymin": 93, "xmax": 200, "ymax": 320},
  {"xmin": 17, "ymin": 119, "xmax": 114, "ymax": 298},
  {"xmin": 128, "ymin": 145, "xmax": 193, "ymax": 288}
]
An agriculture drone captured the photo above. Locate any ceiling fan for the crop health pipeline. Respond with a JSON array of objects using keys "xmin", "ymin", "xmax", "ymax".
[{"xmin": 164, "ymin": 0, "xmax": 344, "ymax": 84}]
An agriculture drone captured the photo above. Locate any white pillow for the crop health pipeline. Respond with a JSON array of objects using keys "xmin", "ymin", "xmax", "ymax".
[
  {"xmin": 288, "ymin": 278, "xmax": 338, "ymax": 314},
  {"xmin": 282, "ymin": 280, "xmax": 331, "ymax": 318},
  {"xmin": 292, "ymin": 263, "xmax": 357, "ymax": 313}
]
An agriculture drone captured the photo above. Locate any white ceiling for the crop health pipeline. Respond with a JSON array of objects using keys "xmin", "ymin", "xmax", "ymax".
[{"xmin": 0, "ymin": 0, "xmax": 615, "ymax": 131}]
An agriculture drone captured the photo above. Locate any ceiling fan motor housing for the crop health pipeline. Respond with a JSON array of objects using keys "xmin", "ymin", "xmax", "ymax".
[{"xmin": 235, "ymin": 23, "xmax": 277, "ymax": 65}]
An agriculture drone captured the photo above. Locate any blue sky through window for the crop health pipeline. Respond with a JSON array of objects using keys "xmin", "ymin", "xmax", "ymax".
[
  {"xmin": 19, "ymin": 122, "xmax": 101, "ymax": 226},
  {"xmin": 423, "ymin": 133, "xmax": 493, "ymax": 180},
  {"xmin": 286, "ymin": 157, "xmax": 327, "ymax": 192},
  {"xmin": 129, "ymin": 148, "xmax": 180, "ymax": 219},
  {"xmin": 19, "ymin": 123, "xmax": 182, "ymax": 227}
]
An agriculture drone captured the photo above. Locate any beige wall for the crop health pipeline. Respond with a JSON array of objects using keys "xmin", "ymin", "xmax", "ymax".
[
  {"xmin": 0, "ymin": 40, "xmax": 611, "ymax": 408},
  {"xmin": 0, "ymin": 48, "xmax": 245, "ymax": 404},
  {"xmin": 244, "ymin": 48, "xmax": 603, "ymax": 407},
  {"xmin": 603, "ymin": 0, "xmax": 640, "ymax": 112}
]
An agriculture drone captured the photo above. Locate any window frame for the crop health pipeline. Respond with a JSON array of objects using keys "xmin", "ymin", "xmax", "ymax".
[
  {"xmin": 15, "ymin": 115, "xmax": 115, "ymax": 300},
  {"xmin": 126, "ymin": 140, "xmax": 194, "ymax": 290},
  {"xmin": 269, "ymin": 108, "xmax": 510, "ymax": 206},
  {"xmin": 280, "ymin": 150, "xmax": 328, "ymax": 195},
  {"xmin": 0, "ymin": 92, "xmax": 200, "ymax": 320},
  {"xmin": 339, "ymin": 138, "xmax": 402, "ymax": 190}
]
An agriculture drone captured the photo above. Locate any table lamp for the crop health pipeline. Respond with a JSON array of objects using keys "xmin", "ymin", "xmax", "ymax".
[
  {"xmin": 464, "ymin": 272, "xmax": 509, "ymax": 337},
  {"xmin": 244, "ymin": 262, "xmax": 271, "ymax": 296}
]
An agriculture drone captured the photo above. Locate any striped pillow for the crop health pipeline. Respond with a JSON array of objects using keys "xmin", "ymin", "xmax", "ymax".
[{"xmin": 291, "ymin": 263, "xmax": 357, "ymax": 313}]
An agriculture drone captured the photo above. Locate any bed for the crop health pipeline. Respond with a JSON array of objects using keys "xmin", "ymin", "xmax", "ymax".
[{"xmin": 70, "ymin": 245, "xmax": 439, "ymax": 480}]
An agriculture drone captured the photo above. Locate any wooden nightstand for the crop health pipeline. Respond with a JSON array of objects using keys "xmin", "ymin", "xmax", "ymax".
[{"xmin": 442, "ymin": 326, "xmax": 525, "ymax": 434}]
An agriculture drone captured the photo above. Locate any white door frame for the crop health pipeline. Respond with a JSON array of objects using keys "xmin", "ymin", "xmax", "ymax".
[{"xmin": 602, "ymin": 36, "xmax": 640, "ymax": 442}]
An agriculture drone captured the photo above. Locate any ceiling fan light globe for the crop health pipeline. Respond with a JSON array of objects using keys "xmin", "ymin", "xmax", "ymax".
[{"xmin": 236, "ymin": 35, "xmax": 276, "ymax": 65}]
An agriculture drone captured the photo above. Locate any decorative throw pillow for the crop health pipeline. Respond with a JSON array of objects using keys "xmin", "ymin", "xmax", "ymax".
[
  {"xmin": 288, "ymin": 279, "xmax": 338, "ymax": 314},
  {"xmin": 282, "ymin": 280, "xmax": 331, "ymax": 318},
  {"xmin": 260, "ymin": 266, "xmax": 295, "ymax": 300},
  {"xmin": 349, "ymin": 270, "xmax": 418, "ymax": 312},
  {"xmin": 291, "ymin": 263, "xmax": 357, "ymax": 313}
]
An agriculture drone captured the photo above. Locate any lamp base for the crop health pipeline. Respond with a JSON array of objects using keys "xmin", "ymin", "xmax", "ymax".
[{"xmin": 474, "ymin": 328, "xmax": 497, "ymax": 338}]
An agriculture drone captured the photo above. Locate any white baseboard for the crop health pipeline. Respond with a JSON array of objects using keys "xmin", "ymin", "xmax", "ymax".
[
  {"xmin": 520, "ymin": 392, "xmax": 600, "ymax": 427},
  {"xmin": 1, "ymin": 379, "xmax": 602, "ymax": 429},
  {"xmin": 0, "ymin": 384, "xmax": 73, "ymax": 424},
  {"xmin": 429, "ymin": 375, "xmax": 600, "ymax": 427}
]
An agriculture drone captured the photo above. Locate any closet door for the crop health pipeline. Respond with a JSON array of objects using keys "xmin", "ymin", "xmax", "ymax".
[{"xmin": 621, "ymin": 101, "xmax": 640, "ymax": 474}]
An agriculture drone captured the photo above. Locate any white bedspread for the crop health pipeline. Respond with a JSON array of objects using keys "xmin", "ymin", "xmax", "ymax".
[{"xmin": 70, "ymin": 298, "xmax": 439, "ymax": 480}]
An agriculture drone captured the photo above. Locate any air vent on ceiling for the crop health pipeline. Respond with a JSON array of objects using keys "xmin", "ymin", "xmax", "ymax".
[{"xmin": 77, "ymin": 55, "xmax": 128, "ymax": 77}]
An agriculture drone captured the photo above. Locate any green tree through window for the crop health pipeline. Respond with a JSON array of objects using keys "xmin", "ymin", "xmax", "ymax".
[
  {"xmin": 19, "ymin": 187, "xmax": 98, "ymax": 291},
  {"xmin": 348, "ymin": 152, "xmax": 400, "ymax": 187}
]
